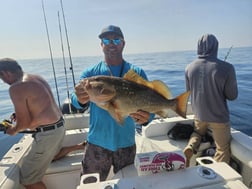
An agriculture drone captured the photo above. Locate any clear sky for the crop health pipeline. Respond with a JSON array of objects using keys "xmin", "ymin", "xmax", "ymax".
[{"xmin": 1, "ymin": 0, "xmax": 252, "ymax": 60}]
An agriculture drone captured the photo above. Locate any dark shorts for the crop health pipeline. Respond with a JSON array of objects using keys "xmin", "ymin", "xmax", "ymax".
[{"xmin": 81, "ymin": 142, "xmax": 136, "ymax": 182}]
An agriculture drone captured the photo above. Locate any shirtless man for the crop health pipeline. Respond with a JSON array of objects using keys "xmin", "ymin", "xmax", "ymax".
[{"xmin": 0, "ymin": 58, "xmax": 65, "ymax": 189}]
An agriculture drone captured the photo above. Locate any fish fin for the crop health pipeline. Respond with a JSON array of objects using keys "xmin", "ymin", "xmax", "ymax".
[
  {"xmin": 174, "ymin": 91, "xmax": 191, "ymax": 118},
  {"xmin": 124, "ymin": 69, "xmax": 172, "ymax": 99},
  {"xmin": 156, "ymin": 110, "xmax": 169, "ymax": 118},
  {"xmin": 96, "ymin": 102, "xmax": 110, "ymax": 111},
  {"xmin": 106, "ymin": 100, "xmax": 125, "ymax": 126},
  {"xmin": 114, "ymin": 113, "xmax": 125, "ymax": 125},
  {"xmin": 123, "ymin": 69, "xmax": 148, "ymax": 84},
  {"xmin": 96, "ymin": 96, "xmax": 125, "ymax": 126},
  {"xmin": 151, "ymin": 80, "xmax": 172, "ymax": 99}
]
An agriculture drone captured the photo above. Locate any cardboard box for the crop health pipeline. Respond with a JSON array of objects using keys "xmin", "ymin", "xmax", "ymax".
[{"xmin": 135, "ymin": 151, "xmax": 185, "ymax": 176}]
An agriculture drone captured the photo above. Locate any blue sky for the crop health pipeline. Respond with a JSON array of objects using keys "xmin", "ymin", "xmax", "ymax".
[{"xmin": 0, "ymin": 0, "xmax": 252, "ymax": 60}]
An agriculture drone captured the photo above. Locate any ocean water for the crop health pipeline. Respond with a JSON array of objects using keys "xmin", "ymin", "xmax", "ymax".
[{"xmin": 0, "ymin": 47, "xmax": 252, "ymax": 159}]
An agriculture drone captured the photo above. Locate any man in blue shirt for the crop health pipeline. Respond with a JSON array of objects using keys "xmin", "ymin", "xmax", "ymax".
[{"xmin": 71, "ymin": 25, "xmax": 152, "ymax": 181}]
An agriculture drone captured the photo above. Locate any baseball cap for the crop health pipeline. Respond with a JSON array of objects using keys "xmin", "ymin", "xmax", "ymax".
[{"xmin": 98, "ymin": 25, "xmax": 124, "ymax": 39}]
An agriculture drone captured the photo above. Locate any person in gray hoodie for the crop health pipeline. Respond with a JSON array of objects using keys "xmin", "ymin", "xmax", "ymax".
[{"xmin": 183, "ymin": 34, "xmax": 238, "ymax": 167}]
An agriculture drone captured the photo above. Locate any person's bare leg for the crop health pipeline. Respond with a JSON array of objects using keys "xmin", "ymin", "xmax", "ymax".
[
  {"xmin": 53, "ymin": 141, "xmax": 86, "ymax": 161},
  {"xmin": 183, "ymin": 146, "xmax": 194, "ymax": 167},
  {"xmin": 24, "ymin": 181, "xmax": 46, "ymax": 189}
]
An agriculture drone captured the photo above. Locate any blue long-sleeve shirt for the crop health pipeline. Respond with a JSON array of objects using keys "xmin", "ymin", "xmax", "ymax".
[{"xmin": 71, "ymin": 60, "xmax": 154, "ymax": 151}]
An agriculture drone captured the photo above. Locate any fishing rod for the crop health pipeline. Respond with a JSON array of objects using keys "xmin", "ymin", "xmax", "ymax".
[
  {"xmin": 60, "ymin": 0, "xmax": 76, "ymax": 87},
  {"xmin": 58, "ymin": 11, "xmax": 72, "ymax": 114},
  {"xmin": 224, "ymin": 45, "xmax": 233, "ymax": 61},
  {"xmin": 41, "ymin": 0, "xmax": 61, "ymax": 107}
]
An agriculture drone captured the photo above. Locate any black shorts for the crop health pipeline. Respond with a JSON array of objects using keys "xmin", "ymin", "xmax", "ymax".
[{"xmin": 81, "ymin": 142, "xmax": 136, "ymax": 182}]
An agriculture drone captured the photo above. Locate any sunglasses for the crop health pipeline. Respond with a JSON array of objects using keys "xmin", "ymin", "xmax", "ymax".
[{"xmin": 102, "ymin": 38, "xmax": 123, "ymax": 46}]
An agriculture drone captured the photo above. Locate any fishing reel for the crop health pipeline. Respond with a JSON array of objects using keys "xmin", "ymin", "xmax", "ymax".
[
  {"xmin": 1, "ymin": 113, "xmax": 35, "ymax": 134},
  {"xmin": 0, "ymin": 119, "xmax": 12, "ymax": 133},
  {"xmin": 0, "ymin": 113, "xmax": 16, "ymax": 133}
]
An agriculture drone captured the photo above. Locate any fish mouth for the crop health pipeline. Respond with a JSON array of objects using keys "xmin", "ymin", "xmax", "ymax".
[{"xmin": 87, "ymin": 81, "xmax": 116, "ymax": 103}]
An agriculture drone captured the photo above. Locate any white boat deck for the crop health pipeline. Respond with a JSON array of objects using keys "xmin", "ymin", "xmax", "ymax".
[
  {"xmin": 44, "ymin": 115, "xmax": 218, "ymax": 189},
  {"xmin": 0, "ymin": 112, "xmax": 251, "ymax": 189},
  {"xmin": 78, "ymin": 162, "xmax": 247, "ymax": 189}
]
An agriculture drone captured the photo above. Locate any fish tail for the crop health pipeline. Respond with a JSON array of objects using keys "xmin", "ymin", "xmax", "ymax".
[{"xmin": 175, "ymin": 91, "xmax": 191, "ymax": 118}]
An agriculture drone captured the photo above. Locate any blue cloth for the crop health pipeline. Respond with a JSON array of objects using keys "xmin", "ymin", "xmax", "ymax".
[{"xmin": 71, "ymin": 60, "xmax": 153, "ymax": 151}]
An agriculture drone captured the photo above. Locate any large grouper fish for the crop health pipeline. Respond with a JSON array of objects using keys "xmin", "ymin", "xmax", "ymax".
[{"xmin": 81, "ymin": 69, "xmax": 190, "ymax": 125}]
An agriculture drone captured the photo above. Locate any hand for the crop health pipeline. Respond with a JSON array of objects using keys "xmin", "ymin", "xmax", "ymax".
[
  {"xmin": 75, "ymin": 80, "xmax": 90, "ymax": 104},
  {"xmin": 130, "ymin": 110, "xmax": 150, "ymax": 125},
  {"xmin": 5, "ymin": 122, "xmax": 18, "ymax": 136}
]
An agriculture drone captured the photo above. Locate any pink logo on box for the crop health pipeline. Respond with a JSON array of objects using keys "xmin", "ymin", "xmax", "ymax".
[{"xmin": 152, "ymin": 152, "xmax": 185, "ymax": 172}]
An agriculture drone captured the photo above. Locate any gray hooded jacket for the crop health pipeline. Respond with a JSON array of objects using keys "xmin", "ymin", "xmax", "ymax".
[{"xmin": 185, "ymin": 34, "xmax": 238, "ymax": 123}]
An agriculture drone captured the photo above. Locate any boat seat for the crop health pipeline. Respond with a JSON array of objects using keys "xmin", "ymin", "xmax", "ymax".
[
  {"xmin": 142, "ymin": 115, "xmax": 195, "ymax": 138},
  {"xmin": 63, "ymin": 113, "xmax": 89, "ymax": 130},
  {"xmin": 45, "ymin": 128, "xmax": 89, "ymax": 175},
  {"xmin": 46, "ymin": 151, "xmax": 83, "ymax": 174},
  {"xmin": 230, "ymin": 129, "xmax": 252, "ymax": 186},
  {"xmin": 231, "ymin": 128, "xmax": 252, "ymax": 166},
  {"xmin": 139, "ymin": 115, "xmax": 211, "ymax": 167}
]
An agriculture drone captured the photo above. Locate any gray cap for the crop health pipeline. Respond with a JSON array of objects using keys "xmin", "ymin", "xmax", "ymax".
[{"xmin": 98, "ymin": 25, "xmax": 124, "ymax": 39}]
